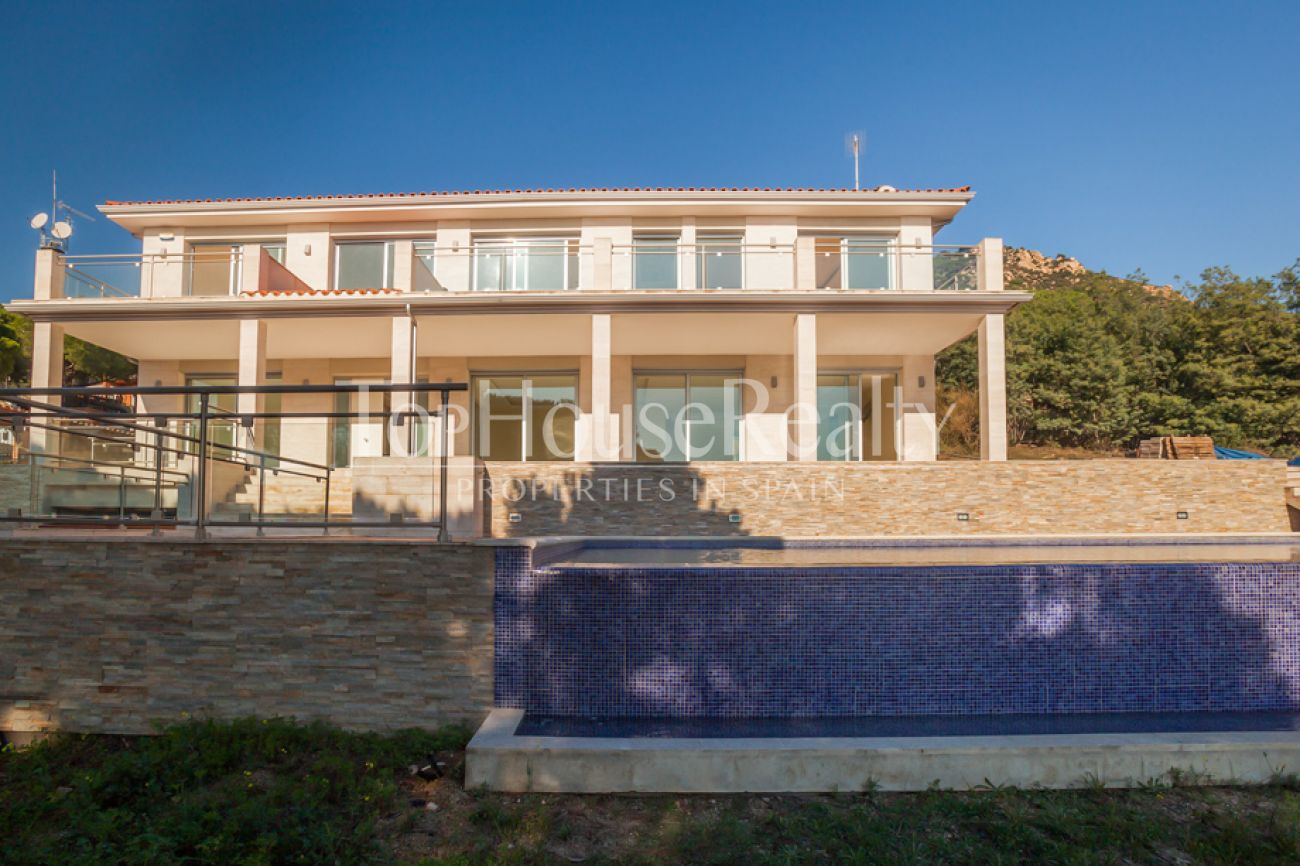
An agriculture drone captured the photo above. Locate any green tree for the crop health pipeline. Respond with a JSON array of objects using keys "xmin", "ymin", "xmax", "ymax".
[{"xmin": 0, "ymin": 308, "xmax": 25, "ymax": 384}]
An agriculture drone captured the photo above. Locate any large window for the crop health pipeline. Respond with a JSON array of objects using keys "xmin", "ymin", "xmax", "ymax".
[
  {"xmin": 633, "ymin": 236, "xmax": 678, "ymax": 289},
  {"xmin": 696, "ymin": 236, "xmax": 743, "ymax": 289},
  {"xmin": 188, "ymin": 244, "xmax": 242, "ymax": 297},
  {"xmin": 473, "ymin": 375, "xmax": 578, "ymax": 460},
  {"xmin": 473, "ymin": 239, "xmax": 579, "ymax": 292},
  {"xmin": 814, "ymin": 237, "xmax": 895, "ymax": 290},
  {"xmin": 634, "ymin": 372, "xmax": 742, "ymax": 462},
  {"xmin": 816, "ymin": 372, "xmax": 899, "ymax": 461},
  {"xmin": 335, "ymin": 241, "xmax": 396, "ymax": 290},
  {"xmin": 183, "ymin": 375, "xmax": 238, "ymax": 454}
]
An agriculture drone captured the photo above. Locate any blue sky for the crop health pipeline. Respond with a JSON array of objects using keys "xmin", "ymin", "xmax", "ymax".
[{"xmin": 1, "ymin": 0, "xmax": 1297, "ymax": 303}]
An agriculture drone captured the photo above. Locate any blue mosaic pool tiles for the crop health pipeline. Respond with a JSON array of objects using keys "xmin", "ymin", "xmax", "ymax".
[{"xmin": 494, "ymin": 559, "xmax": 1300, "ymax": 718}]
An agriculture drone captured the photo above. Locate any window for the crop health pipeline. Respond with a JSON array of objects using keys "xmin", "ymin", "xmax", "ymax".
[
  {"xmin": 473, "ymin": 375, "xmax": 578, "ymax": 460},
  {"xmin": 633, "ymin": 236, "xmax": 678, "ymax": 289},
  {"xmin": 188, "ymin": 244, "xmax": 242, "ymax": 296},
  {"xmin": 634, "ymin": 372, "xmax": 742, "ymax": 462},
  {"xmin": 413, "ymin": 241, "xmax": 440, "ymax": 291},
  {"xmin": 263, "ymin": 243, "xmax": 287, "ymax": 265},
  {"xmin": 816, "ymin": 372, "xmax": 899, "ymax": 461},
  {"xmin": 696, "ymin": 236, "xmax": 743, "ymax": 289},
  {"xmin": 473, "ymin": 238, "xmax": 580, "ymax": 291},
  {"xmin": 814, "ymin": 237, "xmax": 895, "ymax": 290},
  {"xmin": 335, "ymin": 241, "xmax": 396, "ymax": 290}
]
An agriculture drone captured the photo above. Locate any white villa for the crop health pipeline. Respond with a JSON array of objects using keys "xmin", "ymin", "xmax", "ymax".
[{"xmin": 14, "ymin": 186, "xmax": 1026, "ymax": 476}]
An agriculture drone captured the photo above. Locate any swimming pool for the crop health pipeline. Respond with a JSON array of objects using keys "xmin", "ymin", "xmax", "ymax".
[{"xmin": 495, "ymin": 535, "xmax": 1300, "ymax": 720}]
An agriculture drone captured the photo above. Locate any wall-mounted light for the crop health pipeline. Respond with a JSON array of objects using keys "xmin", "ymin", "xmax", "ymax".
[
  {"xmin": 158, "ymin": 232, "xmax": 175, "ymax": 242},
  {"xmin": 728, "ymin": 513, "xmax": 742, "ymax": 523},
  {"xmin": 1176, "ymin": 511, "xmax": 1189, "ymax": 520},
  {"xmin": 508, "ymin": 513, "xmax": 522, "ymax": 523},
  {"xmin": 956, "ymin": 512, "xmax": 971, "ymax": 522},
  {"xmin": 918, "ymin": 375, "xmax": 927, "ymax": 388},
  {"xmin": 303, "ymin": 244, "xmax": 312, "ymax": 256},
  {"xmin": 770, "ymin": 376, "xmax": 779, "ymax": 388}
]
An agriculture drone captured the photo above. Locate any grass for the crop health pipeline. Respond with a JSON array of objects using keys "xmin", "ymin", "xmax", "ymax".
[{"xmin": 3, "ymin": 720, "xmax": 1300, "ymax": 865}]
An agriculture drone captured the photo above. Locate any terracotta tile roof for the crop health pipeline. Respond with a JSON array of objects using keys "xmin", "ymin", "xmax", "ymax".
[
  {"xmin": 104, "ymin": 186, "xmax": 973, "ymax": 206},
  {"xmin": 242, "ymin": 287, "xmax": 403, "ymax": 297}
]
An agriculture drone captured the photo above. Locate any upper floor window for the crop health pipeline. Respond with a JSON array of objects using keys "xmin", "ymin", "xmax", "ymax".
[
  {"xmin": 696, "ymin": 235, "xmax": 743, "ymax": 289},
  {"xmin": 263, "ymin": 243, "xmax": 287, "ymax": 265},
  {"xmin": 814, "ymin": 236, "xmax": 894, "ymax": 290},
  {"xmin": 335, "ymin": 241, "xmax": 395, "ymax": 290},
  {"xmin": 473, "ymin": 238, "xmax": 579, "ymax": 292},
  {"xmin": 633, "ymin": 236, "xmax": 678, "ymax": 289},
  {"xmin": 188, "ymin": 244, "xmax": 242, "ymax": 297}
]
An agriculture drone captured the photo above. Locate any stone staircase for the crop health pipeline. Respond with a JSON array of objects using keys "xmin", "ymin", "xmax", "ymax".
[{"xmin": 210, "ymin": 468, "xmax": 352, "ymax": 520}]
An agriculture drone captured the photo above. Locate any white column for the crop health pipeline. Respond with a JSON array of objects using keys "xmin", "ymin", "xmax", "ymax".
[
  {"xmin": 898, "ymin": 217, "xmax": 934, "ymax": 291},
  {"xmin": 590, "ymin": 314, "xmax": 616, "ymax": 460},
  {"xmin": 237, "ymin": 319, "xmax": 267, "ymax": 451},
  {"xmin": 592, "ymin": 238, "xmax": 613, "ymax": 291},
  {"xmin": 33, "ymin": 248, "xmax": 64, "ymax": 300},
  {"xmin": 978, "ymin": 314, "xmax": 1008, "ymax": 461},
  {"xmin": 434, "ymin": 222, "xmax": 471, "ymax": 292},
  {"xmin": 900, "ymin": 354, "xmax": 937, "ymax": 461},
  {"xmin": 795, "ymin": 235, "xmax": 816, "ymax": 290},
  {"xmin": 28, "ymin": 322, "xmax": 64, "ymax": 454},
  {"xmin": 392, "ymin": 239, "xmax": 414, "ymax": 292},
  {"xmin": 238, "ymin": 243, "xmax": 263, "ymax": 295},
  {"xmin": 792, "ymin": 313, "xmax": 818, "ymax": 461},
  {"xmin": 390, "ymin": 313, "xmax": 418, "ymax": 456},
  {"xmin": 977, "ymin": 238, "xmax": 1005, "ymax": 292}
]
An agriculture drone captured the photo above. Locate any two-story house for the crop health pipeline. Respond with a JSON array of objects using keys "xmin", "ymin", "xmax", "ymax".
[{"xmin": 14, "ymin": 186, "xmax": 1027, "ymax": 480}]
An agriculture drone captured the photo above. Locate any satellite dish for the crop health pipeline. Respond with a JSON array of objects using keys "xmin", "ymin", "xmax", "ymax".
[
  {"xmin": 51, "ymin": 221, "xmax": 73, "ymax": 240},
  {"xmin": 876, "ymin": 185, "xmax": 897, "ymax": 193},
  {"xmin": 30, "ymin": 212, "xmax": 49, "ymax": 229}
]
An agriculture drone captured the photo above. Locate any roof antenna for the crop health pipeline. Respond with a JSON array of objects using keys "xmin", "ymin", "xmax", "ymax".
[
  {"xmin": 30, "ymin": 170, "xmax": 96, "ymax": 250},
  {"xmin": 844, "ymin": 132, "xmax": 865, "ymax": 190}
]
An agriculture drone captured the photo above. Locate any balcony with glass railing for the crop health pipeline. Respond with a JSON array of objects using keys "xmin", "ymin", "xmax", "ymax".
[{"xmin": 36, "ymin": 237, "xmax": 996, "ymax": 300}]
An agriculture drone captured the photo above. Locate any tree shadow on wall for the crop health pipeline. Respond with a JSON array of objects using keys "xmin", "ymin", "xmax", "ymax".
[{"xmin": 501, "ymin": 560, "xmax": 1300, "ymax": 720}]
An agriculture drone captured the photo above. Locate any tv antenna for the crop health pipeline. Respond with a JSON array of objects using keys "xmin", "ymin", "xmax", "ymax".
[
  {"xmin": 30, "ymin": 169, "xmax": 95, "ymax": 250},
  {"xmin": 844, "ymin": 131, "xmax": 865, "ymax": 190}
]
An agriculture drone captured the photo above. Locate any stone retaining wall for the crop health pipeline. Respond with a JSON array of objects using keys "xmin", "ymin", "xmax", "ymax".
[
  {"xmin": 485, "ymin": 460, "xmax": 1293, "ymax": 537},
  {"xmin": 0, "ymin": 540, "xmax": 494, "ymax": 735},
  {"xmin": 0, "ymin": 464, "xmax": 32, "ymax": 516}
]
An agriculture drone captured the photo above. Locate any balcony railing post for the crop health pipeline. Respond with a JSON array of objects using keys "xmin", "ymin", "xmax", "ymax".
[
  {"xmin": 152, "ymin": 417, "xmax": 164, "ymax": 537},
  {"xmin": 194, "ymin": 392, "xmax": 210, "ymax": 540},
  {"xmin": 256, "ymin": 453, "xmax": 266, "ymax": 537},
  {"xmin": 437, "ymin": 390, "xmax": 450, "ymax": 543},
  {"xmin": 322, "ymin": 467, "xmax": 331, "ymax": 537}
]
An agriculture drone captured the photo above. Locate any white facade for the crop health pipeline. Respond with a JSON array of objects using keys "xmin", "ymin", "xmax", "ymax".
[{"xmin": 15, "ymin": 187, "xmax": 1028, "ymax": 466}]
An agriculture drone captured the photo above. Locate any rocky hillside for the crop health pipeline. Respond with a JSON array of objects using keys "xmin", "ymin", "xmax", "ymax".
[{"xmin": 1004, "ymin": 246, "xmax": 1184, "ymax": 300}]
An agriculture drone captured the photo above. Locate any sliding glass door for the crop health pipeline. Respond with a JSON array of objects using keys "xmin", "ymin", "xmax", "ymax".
[
  {"xmin": 473, "ymin": 375, "xmax": 578, "ymax": 460},
  {"xmin": 634, "ymin": 372, "xmax": 742, "ymax": 462},
  {"xmin": 816, "ymin": 372, "xmax": 900, "ymax": 461}
]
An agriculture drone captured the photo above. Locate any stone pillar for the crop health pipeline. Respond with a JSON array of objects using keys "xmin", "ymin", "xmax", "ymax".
[
  {"xmin": 390, "ymin": 313, "xmax": 418, "ymax": 456},
  {"xmin": 33, "ymin": 248, "xmax": 65, "ymax": 300},
  {"xmin": 591, "ymin": 237, "xmax": 613, "ymax": 291},
  {"xmin": 239, "ymin": 243, "xmax": 263, "ymax": 295},
  {"xmin": 898, "ymin": 217, "xmax": 934, "ymax": 291},
  {"xmin": 589, "ymin": 314, "xmax": 615, "ymax": 460},
  {"xmin": 978, "ymin": 314, "xmax": 1008, "ymax": 461},
  {"xmin": 28, "ymin": 322, "xmax": 64, "ymax": 453},
  {"xmin": 900, "ymin": 354, "xmax": 937, "ymax": 461},
  {"xmin": 237, "ymin": 319, "xmax": 267, "ymax": 452},
  {"xmin": 795, "ymin": 235, "xmax": 816, "ymax": 290},
  {"xmin": 679, "ymin": 218, "xmax": 697, "ymax": 291},
  {"xmin": 392, "ymin": 239, "xmax": 414, "ymax": 292},
  {"xmin": 977, "ymin": 238, "xmax": 1005, "ymax": 292},
  {"xmin": 792, "ymin": 313, "xmax": 818, "ymax": 461}
]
